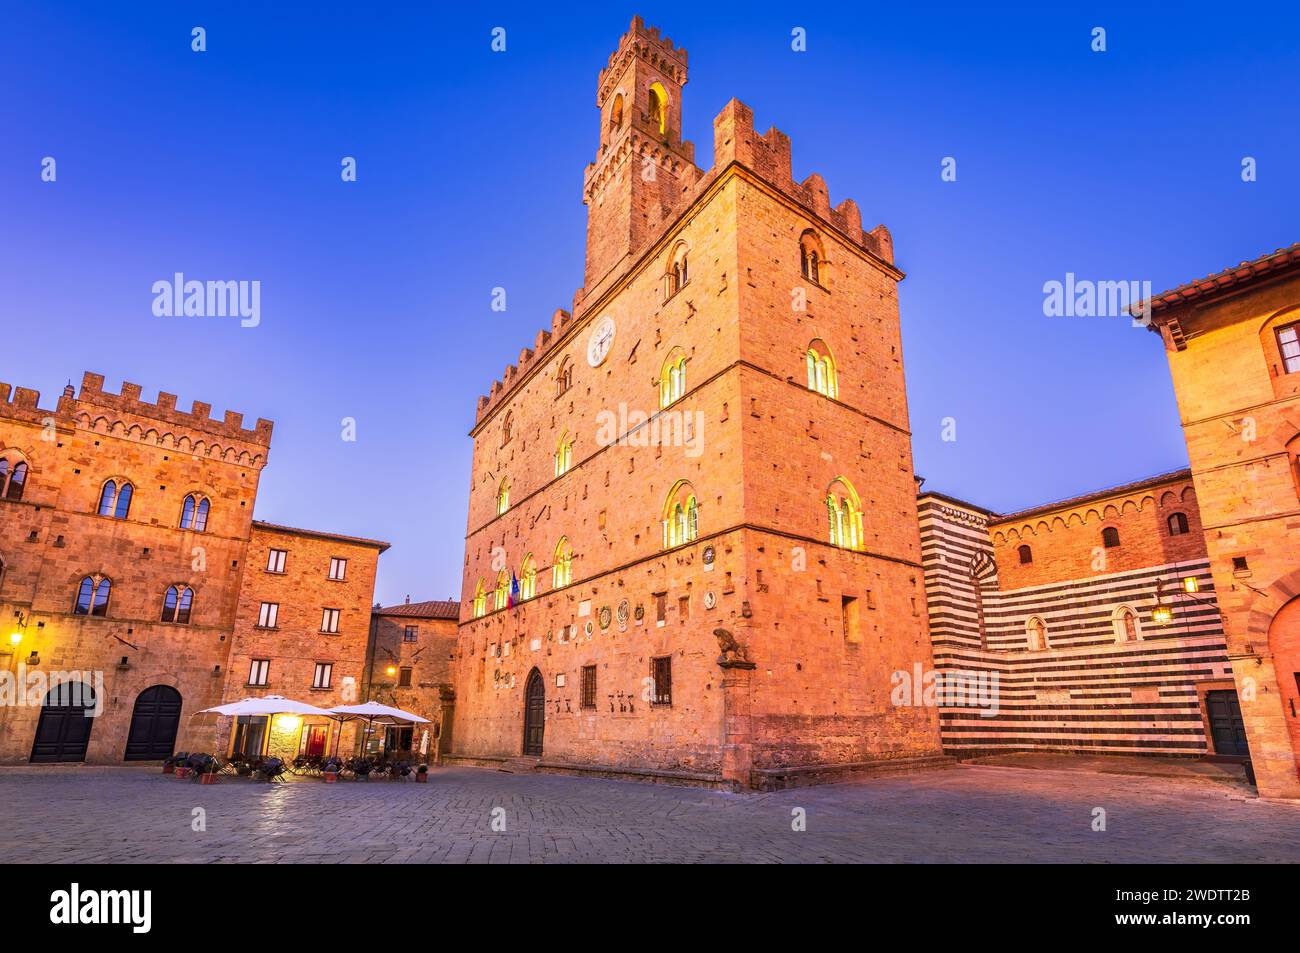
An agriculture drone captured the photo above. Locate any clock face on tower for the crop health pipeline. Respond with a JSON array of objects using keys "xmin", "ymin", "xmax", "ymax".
[{"xmin": 587, "ymin": 316, "xmax": 616, "ymax": 367}]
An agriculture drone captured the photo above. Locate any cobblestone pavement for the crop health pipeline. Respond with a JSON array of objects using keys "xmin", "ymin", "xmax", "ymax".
[{"xmin": 1, "ymin": 763, "xmax": 1296, "ymax": 863}]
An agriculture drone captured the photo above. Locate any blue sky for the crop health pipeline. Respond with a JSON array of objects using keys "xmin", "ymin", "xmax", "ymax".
[{"xmin": 3, "ymin": 2, "xmax": 1296, "ymax": 605}]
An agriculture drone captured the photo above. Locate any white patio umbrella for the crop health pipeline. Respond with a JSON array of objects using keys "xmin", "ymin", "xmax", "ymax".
[
  {"xmin": 327, "ymin": 701, "xmax": 428, "ymax": 758},
  {"xmin": 200, "ymin": 695, "xmax": 337, "ymax": 760},
  {"xmin": 202, "ymin": 695, "xmax": 335, "ymax": 717}
]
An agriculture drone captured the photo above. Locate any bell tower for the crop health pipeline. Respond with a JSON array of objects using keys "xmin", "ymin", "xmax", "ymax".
[{"xmin": 582, "ymin": 16, "xmax": 697, "ymax": 291}]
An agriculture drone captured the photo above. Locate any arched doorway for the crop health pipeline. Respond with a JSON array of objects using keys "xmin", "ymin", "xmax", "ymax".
[
  {"xmin": 30, "ymin": 681, "xmax": 97, "ymax": 763},
  {"xmin": 523, "ymin": 668, "xmax": 545, "ymax": 757},
  {"xmin": 124, "ymin": 685, "xmax": 182, "ymax": 761}
]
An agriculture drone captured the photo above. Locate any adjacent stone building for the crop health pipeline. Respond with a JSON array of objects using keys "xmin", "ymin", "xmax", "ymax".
[
  {"xmin": 451, "ymin": 17, "xmax": 944, "ymax": 788},
  {"xmin": 0, "ymin": 371, "xmax": 389, "ymax": 764},
  {"xmin": 919, "ymin": 469, "xmax": 1236, "ymax": 759},
  {"xmin": 366, "ymin": 598, "xmax": 459, "ymax": 759},
  {"xmin": 1143, "ymin": 243, "xmax": 1300, "ymax": 799}
]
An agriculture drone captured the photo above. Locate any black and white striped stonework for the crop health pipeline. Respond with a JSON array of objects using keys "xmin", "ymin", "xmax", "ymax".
[{"xmin": 918, "ymin": 495, "xmax": 1232, "ymax": 757}]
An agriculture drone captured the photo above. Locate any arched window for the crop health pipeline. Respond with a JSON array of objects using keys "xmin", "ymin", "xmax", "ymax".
[
  {"xmin": 825, "ymin": 477, "xmax": 865, "ymax": 551},
  {"xmin": 0, "ymin": 457, "xmax": 28, "ymax": 501},
  {"xmin": 661, "ymin": 480, "xmax": 699, "ymax": 549},
  {"xmin": 1017, "ymin": 544, "xmax": 1033, "ymax": 564},
  {"xmin": 161, "ymin": 585, "xmax": 194, "ymax": 624},
  {"xmin": 73, "ymin": 575, "xmax": 111, "ymax": 617},
  {"xmin": 805, "ymin": 340, "xmax": 838, "ymax": 399},
  {"xmin": 555, "ymin": 432, "xmax": 574, "ymax": 478},
  {"xmin": 472, "ymin": 579, "xmax": 487, "ymax": 618},
  {"xmin": 494, "ymin": 571, "xmax": 509, "ymax": 612},
  {"xmin": 180, "ymin": 494, "xmax": 210, "ymax": 532},
  {"xmin": 799, "ymin": 230, "xmax": 825, "ymax": 284},
  {"xmin": 1026, "ymin": 616, "xmax": 1049, "ymax": 651},
  {"xmin": 520, "ymin": 554, "xmax": 537, "ymax": 600},
  {"xmin": 608, "ymin": 92, "xmax": 624, "ymax": 131},
  {"xmin": 665, "ymin": 243, "xmax": 689, "ymax": 299},
  {"xmin": 98, "ymin": 480, "xmax": 133, "ymax": 519},
  {"xmin": 556, "ymin": 357, "xmax": 573, "ymax": 397},
  {"xmin": 1101, "ymin": 526, "xmax": 1120, "ymax": 548},
  {"xmin": 1113, "ymin": 605, "xmax": 1141, "ymax": 643},
  {"xmin": 647, "ymin": 82, "xmax": 667, "ymax": 134},
  {"xmin": 660, "ymin": 350, "xmax": 687, "ymax": 408},
  {"xmin": 552, "ymin": 537, "xmax": 573, "ymax": 589},
  {"xmin": 1167, "ymin": 512, "xmax": 1189, "ymax": 536},
  {"xmin": 496, "ymin": 478, "xmax": 510, "ymax": 516},
  {"xmin": 501, "ymin": 412, "xmax": 513, "ymax": 447}
]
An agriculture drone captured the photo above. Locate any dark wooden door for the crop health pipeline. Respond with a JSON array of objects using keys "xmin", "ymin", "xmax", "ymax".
[
  {"xmin": 1205, "ymin": 690, "xmax": 1250, "ymax": 758},
  {"xmin": 30, "ymin": 682, "xmax": 97, "ymax": 763},
  {"xmin": 523, "ymin": 668, "xmax": 545, "ymax": 756},
  {"xmin": 124, "ymin": 685, "xmax": 182, "ymax": 761}
]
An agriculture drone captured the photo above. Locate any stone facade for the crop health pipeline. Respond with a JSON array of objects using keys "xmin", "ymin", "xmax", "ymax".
[
  {"xmin": 366, "ymin": 599, "xmax": 459, "ymax": 759},
  {"xmin": 451, "ymin": 17, "xmax": 943, "ymax": 788},
  {"xmin": 919, "ymin": 470, "xmax": 1234, "ymax": 758},
  {"xmin": 0, "ymin": 371, "xmax": 388, "ymax": 764},
  {"xmin": 1145, "ymin": 244, "xmax": 1300, "ymax": 799}
]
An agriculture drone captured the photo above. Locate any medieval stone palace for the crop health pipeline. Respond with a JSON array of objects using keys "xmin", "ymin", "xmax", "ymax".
[{"xmin": 2, "ymin": 18, "xmax": 1296, "ymax": 799}]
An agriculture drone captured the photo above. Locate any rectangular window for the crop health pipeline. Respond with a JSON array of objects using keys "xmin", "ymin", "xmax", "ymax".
[
  {"xmin": 257, "ymin": 602, "xmax": 279, "ymax": 628},
  {"xmin": 312, "ymin": 662, "xmax": 333, "ymax": 689},
  {"xmin": 651, "ymin": 656, "xmax": 672, "ymax": 706},
  {"xmin": 398, "ymin": 667, "xmax": 412, "ymax": 687},
  {"xmin": 266, "ymin": 549, "xmax": 287, "ymax": 573},
  {"xmin": 328, "ymin": 557, "xmax": 347, "ymax": 580},
  {"xmin": 842, "ymin": 595, "xmax": 861, "ymax": 644},
  {"xmin": 321, "ymin": 608, "xmax": 340, "ymax": 633},
  {"xmin": 248, "ymin": 658, "xmax": 269, "ymax": 687},
  {"xmin": 1277, "ymin": 323, "xmax": 1300, "ymax": 374},
  {"xmin": 581, "ymin": 664, "xmax": 597, "ymax": 709},
  {"xmin": 403, "ymin": 625, "xmax": 419, "ymax": 643}
]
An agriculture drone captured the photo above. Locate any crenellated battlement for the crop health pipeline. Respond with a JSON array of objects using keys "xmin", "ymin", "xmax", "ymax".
[
  {"xmin": 597, "ymin": 15, "xmax": 687, "ymax": 108},
  {"xmin": 72, "ymin": 371, "xmax": 273, "ymax": 449},
  {"xmin": 474, "ymin": 23, "xmax": 896, "ymax": 432}
]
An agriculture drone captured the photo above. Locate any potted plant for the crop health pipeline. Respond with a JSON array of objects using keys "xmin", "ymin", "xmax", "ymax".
[
  {"xmin": 321, "ymin": 756, "xmax": 343, "ymax": 783},
  {"xmin": 172, "ymin": 752, "xmax": 193, "ymax": 779},
  {"xmin": 415, "ymin": 763, "xmax": 429, "ymax": 783},
  {"xmin": 349, "ymin": 757, "xmax": 373, "ymax": 781},
  {"xmin": 162, "ymin": 753, "xmax": 185, "ymax": 775},
  {"xmin": 193, "ymin": 754, "xmax": 221, "ymax": 784}
]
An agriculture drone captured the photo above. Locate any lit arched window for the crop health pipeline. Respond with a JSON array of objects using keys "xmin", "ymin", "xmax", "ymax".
[
  {"xmin": 660, "ymin": 350, "xmax": 687, "ymax": 408},
  {"xmin": 661, "ymin": 480, "xmax": 699, "ymax": 549},
  {"xmin": 501, "ymin": 412, "xmax": 513, "ymax": 447},
  {"xmin": 98, "ymin": 480, "xmax": 133, "ymax": 519},
  {"xmin": 1026, "ymin": 616, "xmax": 1049, "ymax": 651},
  {"xmin": 73, "ymin": 575, "xmax": 112, "ymax": 616},
  {"xmin": 494, "ymin": 571, "xmax": 509, "ymax": 612},
  {"xmin": 648, "ymin": 82, "xmax": 667, "ymax": 134},
  {"xmin": 472, "ymin": 579, "xmax": 487, "ymax": 618},
  {"xmin": 161, "ymin": 585, "xmax": 194, "ymax": 624},
  {"xmin": 552, "ymin": 537, "xmax": 573, "ymax": 589},
  {"xmin": 1113, "ymin": 605, "xmax": 1141, "ymax": 643},
  {"xmin": 1017, "ymin": 544, "xmax": 1033, "ymax": 564},
  {"xmin": 556, "ymin": 357, "xmax": 573, "ymax": 397},
  {"xmin": 608, "ymin": 92, "xmax": 624, "ymax": 131},
  {"xmin": 805, "ymin": 340, "xmax": 838, "ymax": 399},
  {"xmin": 0, "ymin": 457, "xmax": 28, "ymax": 501},
  {"xmin": 799, "ymin": 230, "xmax": 825, "ymax": 284},
  {"xmin": 1167, "ymin": 512, "xmax": 1189, "ymax": 536},
  {"xmin": 555, "ymin": 432, "xmax": 574, "ymax": 478},
  {"xmin": 520, "ymin": 554, "xmax": 537, "ymax": 600},
  {"xmin": 496, "ymin": 478, "xmax": 510, "ymax": 516},
  {"xmin": 826, "ymin": 477, "xmax": 865, "ymax": 551},
  {"xmin": 180, "ymin": 494, "xmax": 210, "ymax": 532},
  {"xmin": 1102, "ymin": 526, "xmax": 1120, "ymax": 548}
]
